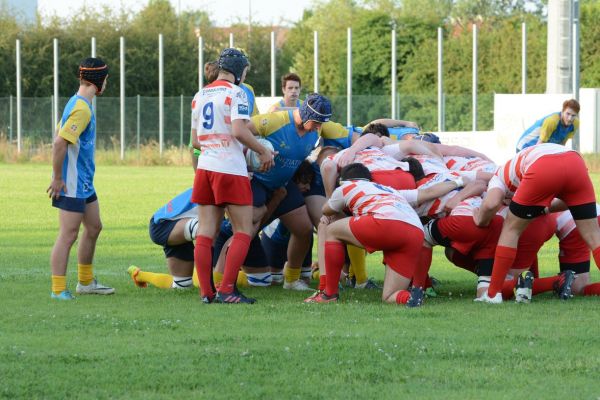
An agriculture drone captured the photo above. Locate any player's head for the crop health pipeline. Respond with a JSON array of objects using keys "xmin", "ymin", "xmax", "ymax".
[
  {"xmin": 281, "ymin": 73, "xmax": 301, "ymax": 103},
  {"xmin": 340, "ymin": 163, "xmax": 372, "ymax": 182},
  {"xmin": 292, "ymin": 159, "xmax": 315, "ymax": 193},
  {"xmin": 218, "ymin": 48, "xmax": 249, "ymax": 85},
  {"xmin": 204, "ymin": 61, "xmax": 219, "ymax": 84},
  {"xmin": 79, "ymin": 57, "xmax": 109, "ymax": 95},
  {"xmin": 561, "ymin": 98, "xmax": 580, "ymax": 126},
  {"xmin": 299, "ymin": 93, "xmax": 332, "ymax": 130},
  {"xmin": 401, "ymin": 157, "xmax": 425, "ymax": 182},
  {"xmin": 361, "ymin": 122, "xmax": 390, "ymax": 138},
  {"xmin": 413, "ymin": 132, "xmax": 441, "ymax": 144}
]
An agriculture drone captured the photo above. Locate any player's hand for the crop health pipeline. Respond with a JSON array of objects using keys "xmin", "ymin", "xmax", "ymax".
[
  {"xmin": 337, "ymin": 149, "xmax": 356, "ymax": 168},
  {"xmin": 320, "ymin": 215, "xmax": 334, "ymax": 225},
  {"xmin": 258, "ymin": 148, "xmax": 276, "ymax": 172},
  {"xmin": 47, "ymin": 179, "xmax": 66, "ymax": 199},
  {"xmin": 444, "ymin": 196, "xmax": 460, "ymax": 213}
]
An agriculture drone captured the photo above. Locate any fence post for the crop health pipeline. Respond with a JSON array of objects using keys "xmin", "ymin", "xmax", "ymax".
[
  {"xmin": 91, "ymin": 37, "xmax": 96, "ymax": 116},
  {"xmin": 16, "ymin": 39, "xmax": 22, "ymax": 154},
  {"xmin": 472, "ymin": 24, "xmax": 478, "ymax": 132},
  {"xmin": 120, "ymin": 36, "xmax": 125, "ymax": 160},
  {"xmin": 9, "ymin": 95, "xmax": 13, "ymax": 143},
  {"xmin": 271, "ymin": 31, "xmax": 276, "ymax": 97},
  {"xmin": 347, "ymin": 27, "xmax": 352, "ymax": 126},
  {"xmin": 159, "ymin": 33, "xmax": 164, "ymax": 156},
  {"xmin": 391, "ymin": 28, "xmax": 397, "ymax": 120},
  {"xmin": 438, "ymin": 27, "xmax": 444, "ymax": 132},
  {"xmin": 198, "ymin": 36, "xmax": 203, "ymax": 91},
  {"xmin": 136, "ymin": 94, "xmax": 140, "ymax": 157},
  {"xmin": 313, "ymin": 31, "xmax": 319, "ymax": 93},
  {"xmin": 53, "ymin": 38, "xmax": 59, "ymax": 135},
  {"xmin": 229, "ymin": 32, "xmax": 234, "ymax": 47},
  {"xmin": 180, "ymin": 94, "xmax": 184, "ymax": 151},
  {"xmin": 522, "ymin": 22, "xmax": 527, "ymax": 94}
]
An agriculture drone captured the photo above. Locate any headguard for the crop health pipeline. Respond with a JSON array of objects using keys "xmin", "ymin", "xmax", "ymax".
[
  {"xmin": 79, "ymin": 57, "xmax": 109, "ymax": 94},
  {"xmin": 413, "ymin": 132, "xmax": 441, "ymax": 144},
  {"xmin": 299, "ymin": 93, "xmax": 332, "ymax": 124},
  {"xmin": 218, "ymin": 48, "xmax": 249, "ymax": 85}
]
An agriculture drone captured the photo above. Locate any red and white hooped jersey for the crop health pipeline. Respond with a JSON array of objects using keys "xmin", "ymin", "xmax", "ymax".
[
  {"xmin": 191, "ymin": 80, "xmax": 251, "ymax": 176},
  {"xmin": 409, "ymin": 154, "xmax": 449, "ymax": 176},
  {"xmin": 328, "ymin": 146, "xmax": 408, "ymax": 172},
  {"xmin": 328, "ymin": 179, "xmax": 423, "ymax": 231},
  {"xmin": 444, "ymin": 155, "xmax": 497, "ymax": 174},
  {"xmin": 554, "ymin": 204, "xmax": 600, "ymax": 240},
  {"xmin": 413, "ymin": 172, "xmax": 462, "ymax": 219},
  {"xmin": 489, "ymin": 143, "xmax": 575, "ymax": 197}
]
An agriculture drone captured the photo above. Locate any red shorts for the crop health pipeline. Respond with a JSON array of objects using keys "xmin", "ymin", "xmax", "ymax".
[
  {"xmin": 437, "ymin": 215, "xmax": 502, "ymax": 260},
  {"xmin": 513, "ymin": 152, "xmax": 596, "ymax": 207},
  {"xmin": 349, "ymin": 216, "xmax": 424, "ymax": 279},
  {"xmin": 191, "ymin": 169, "xmax": 252, "ymax": 206},
  {"xmin": 557, "ymin": 215, "xmax": 600, "ymax": 264},
  {"xmin": 512, "ymin": 214, "xmax": 556, "ymax": 269},
  {"xmin": 372, "ymin": 169, "xmax": 416, "ymax": 190}
]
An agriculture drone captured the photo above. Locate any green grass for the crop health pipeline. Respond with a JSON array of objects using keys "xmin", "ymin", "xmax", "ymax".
[{"xmin": 2, "ymin": 164, "xmax": 600, "ymax": 399}]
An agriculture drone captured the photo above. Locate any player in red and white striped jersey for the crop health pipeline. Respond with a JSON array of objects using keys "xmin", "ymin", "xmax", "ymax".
[
  {"xmin": 191, "ymin": 48, "xmax": 274, "ymax": 304},
  {"xmin": 473, "ymin": 143, "xmax": 600, "ymax": 304},
  {"xmin": 307, "ymin": 163, "xmax": 465, "ymax": 306}
]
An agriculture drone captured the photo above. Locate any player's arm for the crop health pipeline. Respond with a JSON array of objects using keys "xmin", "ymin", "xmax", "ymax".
[
  {"xmin": 369, "ymin": 118, "xmax": 419, "ymax": 129},
  {"xmin": 443, "ymin": 179, "xmax": 487, "ymax": 211},
  {"xmin": 473, "ymin": 187, "xmax": 505, "ymax": 227},
  {"xmin": 435, "ymin": 144, "xmax": 492, "ymax": 162},
  {"xmin": 47, "ymin": 105, "xmax": 90, "ymax": 199},
  {"xmin": 410, "ymin": 176, "xmax": 469, "ymax": 206},
  {"xmin": 320, "ymin": 158, "xmax": 339, "ymax": 199},
  {"xmin": 232, "ymin": 119, "xmax": 274, "ymax": 172},
  {"xmin": 256, "ymin": 187, "xmax": 288, "ymax": 227},
  {"xmin": 336, "ymin": 133, "xmax": 383, "ymax": 167}
]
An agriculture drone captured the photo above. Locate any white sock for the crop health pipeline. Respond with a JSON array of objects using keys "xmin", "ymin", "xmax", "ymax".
[
  {"xmin": 271, "ymin": 271, "xmax": 283, "ymax": 284},
  {"xmin": 183, "ymin": 218, "xmax": 199, "ymax": 242},
  {"xmin": 172, "ymin": 275, "xmax": 193, "ymax": 289},
  {"xmin": 300, "ymin": 266, "xmax": 312, "ymax": 280},
  {"xmin": 246, "ymin": 272, "xmax": 272, "ymax": 287}
]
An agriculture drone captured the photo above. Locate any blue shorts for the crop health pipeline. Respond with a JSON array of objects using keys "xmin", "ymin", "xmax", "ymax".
[
  {"xmin": 148, "ymin": 217, "xmax": 194, "ymax": 261},
  {"xmin": 303, "ymin": 179, "xmax": 326, "ymax": 198},
  {"xmin": 213, "ymin": 224, "xmax": 267, "ymax": 269},
  {"xmin": 252, "ymin": 179, "xmax": 305, "ymax": 222},
  {"xmin": 261, "ymin": 232, "xmax": 312, "ymax": 271},
  {"xmin": 52, "ymin": 192, "xmax": 98, "ymax": 213}
]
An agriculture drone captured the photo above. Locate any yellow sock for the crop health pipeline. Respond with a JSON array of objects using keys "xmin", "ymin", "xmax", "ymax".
[
  {"xmin": 52, "ymin": 275, "xmax": 67, "ymax": 295},
  {"xmin": 192, "ymin": 268, "xmax": 199, "ymax": 288},
  {"xmin": 284, "ymin": 264, "xmax": 301, "ymax": 283},
  {"xmin": 137, "ymin": 271, "xmax": 173, "ymax": 289},
  {"xmin": 78, "ymin": 264, "xmax": 94, "ymax": 285},
  {"xmin": 213, "ymin": 271, "xmax": 224, "ymax": 288},
  {"xmin": 347, "ymin": 245, "xmax": 368, "ymax": 285},
  {"xmin": 236, "ymin": 270, "xmax": 249, "ymax": 287}
]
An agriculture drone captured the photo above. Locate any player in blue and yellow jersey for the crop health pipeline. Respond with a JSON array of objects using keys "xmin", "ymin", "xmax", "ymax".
[
  {"xmin": 516, "ymin": 99, "xmax": 580, "ymax": 152},
  {"xmin": 267, "ymin": 73, "xmax": 303, "ymax": 112},
  {"xmin": 47, "ymin": 57, "xmax": 113, "ymax": 300},
  {"xmin": 248, "ymin": 93, "xmax": 344, "ymax": 290}
]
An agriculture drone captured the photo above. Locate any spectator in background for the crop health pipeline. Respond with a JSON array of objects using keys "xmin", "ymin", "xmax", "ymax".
[{"xmin": 268, "ymin": 73, "xmax": 303, "ymax": 112}]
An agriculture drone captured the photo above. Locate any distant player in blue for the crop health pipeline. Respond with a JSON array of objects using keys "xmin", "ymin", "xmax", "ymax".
[
  {"xmin": 516, "ymin": 99, "xmax": 580, "ymax": 152},
  {"xmin": 267, "ymin": 73, "xmax": 303, "ymax": 112},
  {"xmin": 248, "ymin": 93, "xmax": 342, "ymax": 291},
  {"xmin": 47, "ymin": 57, "xmax": 113, "ymax": 300}
]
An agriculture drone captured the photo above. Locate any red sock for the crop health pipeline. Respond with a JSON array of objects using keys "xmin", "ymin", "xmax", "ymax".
[
  {"xmin": 488, "ymin": 246, "xmax": 517, "ymax": 298},
  {"xmin": 583, "ymin": 282, "xmax": 600, "ymax": 296},
  {"xmin": 325, "ymin": 241, "xmax": 346, "ymax": 297},
  {"xmin": 395, "ymin": 290, "xmax": 411, "ymax": 304},
  {"xmin": 532, "ymin": 276, "xmax": 559, "ymax": 295},
  {"xmin": 195, "ymin": 235, "xmax": 215, "ymax": 298},
  {"xmin": 220, "ymin": 232, "xmax": 251, "ymax": 294},
  {"xmin": 501, "ymin": 278, "xmax": 518, "ymax": 300},
  {"xmin": 319, "ymin": 275, "xmax": 327, "ymax": 291},
  {"xmin": 529, "ymin": 257, "xmax": 539, "ymax": 278},
  {"xmin": 592, "ymin": 247, "xmax": 600, "ymax": 270},
  {"xmin": 412, "ymin": 246, "xmax": 432, "ymax": 288}
]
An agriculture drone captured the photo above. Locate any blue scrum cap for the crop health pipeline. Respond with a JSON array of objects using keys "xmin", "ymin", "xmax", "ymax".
[
  {"xmin": 299, "ymin": 93, "xmax": 332, "ymax": 124},
  {"xmin": 413, "ymin": 132, "xmax": 441, "ymax": 144},
  {"xmin": 218, "ymin": 48, "xmax": 249, "ymax": 85}
]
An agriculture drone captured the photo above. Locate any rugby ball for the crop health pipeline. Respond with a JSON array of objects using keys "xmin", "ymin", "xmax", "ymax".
[{"xmin": 245, "ymin": 138, "xmax": 274, "ymax": 171}]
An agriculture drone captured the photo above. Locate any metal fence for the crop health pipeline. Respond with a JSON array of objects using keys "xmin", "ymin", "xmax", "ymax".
[{"xmin": 0, "ymin": 93, "xmax": 496, "ymax": 153}]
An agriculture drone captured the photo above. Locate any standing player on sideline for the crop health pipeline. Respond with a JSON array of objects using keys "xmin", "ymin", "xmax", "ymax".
[
  {"xmin": 516, "ymin": 99, "xmax": 580, "ymax": 152},
  {"xmin": 47, "ymin": 58, "xmax": 113, "ymax": 300},
  {"xmin": 474, "ymin": 143, "xmax": 600, "ymax": 303},
  {"xmin": 267, "ymin": 73, "xmax": 303, "ymax": 112},
  {"xmin": 191, "ymin": 48, "xmax": 274, "ymax": 304}
]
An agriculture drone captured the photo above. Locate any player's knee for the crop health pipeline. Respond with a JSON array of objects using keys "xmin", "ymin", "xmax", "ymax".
[{"xmin": 86, "ymin": 221, "xmax": 103, "ymax": 238}]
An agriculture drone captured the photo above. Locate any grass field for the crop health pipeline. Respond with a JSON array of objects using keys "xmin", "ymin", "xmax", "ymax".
[{"xmin": 2, "ymin": 164, "xmax": 600, "ymax": 399}]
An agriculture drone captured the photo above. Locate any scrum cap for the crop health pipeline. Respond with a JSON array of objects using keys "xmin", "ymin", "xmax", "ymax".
[
  {"xmin": 79, "ymin": 57, "xmax": 109, "ymax": 94},
  {"xmin": 218, "ymin": 48, "xmax": 249, "ymax": 85},
  {"xmin": 299, "ymin": 93, "xmax": 332, "ymax": 124}
]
